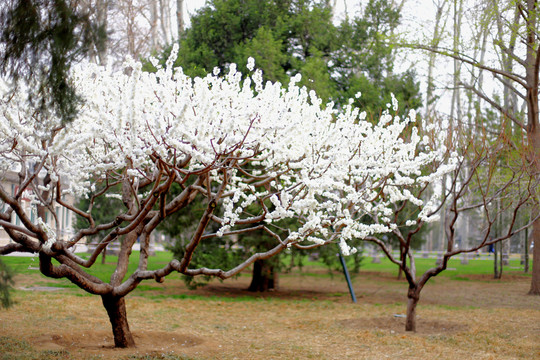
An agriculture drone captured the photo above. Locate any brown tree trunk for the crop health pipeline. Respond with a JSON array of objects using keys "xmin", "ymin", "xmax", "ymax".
[
  {"xmin": 405, "ymin": 286, "xmax": 420, "ymax": 332},
  {"xmin": 397, "ymin": 245, "xmax": 404, "ymax": 280},
  {"xmin": 525, "ymin": 0, "xmax": 540, "ymax": 295},
  {"xmin": 150, "ymin": 0, "xmax": 159, "ymax": 50},
  {"xmin": 526, "ymin": 131, "xmax": 539, "ymax": 293},
  {"xmin": 526, "ymin": 113, "xmax": 539, "ymax": 294},
  {"xmin": 425, "ymin": 0, "xmax": 445, "ymax": 118},
  {"xmin": 528, "ymin": 122, "xmax": 540, "ymax": 294},
  {"xmin": 494, "ymin": 241, "xmax": 502, "ymax": 279},
  {"xmin": 529, "ymin": 208, "xmax": 540, "ymax": 294},
  {"xmin": 96, "ymin": 0, "xmax": 108, "ymax": 66},
  {"xmin": 101, "ymin": 295, "xmax": 135, "ymax": 348},
  {"xmin": 523, "ymin": 225, "xmax": 529, "ymax": 273},
  {"xmin": 176, "ymin": 0, "xmax": 184, "ymax": 38},
  {"xmin": 101, "ymin": 246, "xmax": 107, "ymax": 265},
  {"xmin": 248, "ymin": 259, "xmax": 278, "ymax": 292}
]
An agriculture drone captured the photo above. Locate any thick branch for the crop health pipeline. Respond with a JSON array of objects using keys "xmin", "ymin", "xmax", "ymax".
[
  {"xmin": 0, "ymin": 226, "xmax": 41, "ymax": 253},
  {"xmin": 0, "ymin": 219, "xmax": 38, "ymax": 238},
  {"xmin": 39, "ymin": 253, "xmax": 112, "ymax": 295},
  {"xmin": 0, "ymin": 242, "xmax": 29, "ymax": 254},
  {"xmin": 364, "ymin": 236, "xmax": 402, "ymax": 267},
  {"xmin": 0, "ymin": 187, "xmax": 44, "ymax": 240}
]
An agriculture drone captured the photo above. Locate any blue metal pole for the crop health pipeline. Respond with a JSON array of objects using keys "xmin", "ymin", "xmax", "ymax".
[{"xmin": 339, "ymin": 252, "xmax": 357, "ymax": 303}]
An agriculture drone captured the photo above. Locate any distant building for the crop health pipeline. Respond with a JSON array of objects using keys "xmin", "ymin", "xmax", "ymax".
[{"xmin": 0, "ymin": 169, "xmax": 76, "ymax": 248}]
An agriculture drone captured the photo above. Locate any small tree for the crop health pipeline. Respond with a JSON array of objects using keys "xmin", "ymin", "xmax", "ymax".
[
  {"xmin": 362, "ymin": 121, "xmax": 539, "ymax": 331},
  {"xmin": 0, "ymin": 51, "xmax": 450, "ymax": 348},
  {"xmin": 405, "ymin": 0, "xmax": 540, "ymax": 295}
]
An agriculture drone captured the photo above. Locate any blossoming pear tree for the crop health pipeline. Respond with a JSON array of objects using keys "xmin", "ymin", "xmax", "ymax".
[{"xmin": 0, "ymin": 48, "xmax": 452, "ymax": 348}]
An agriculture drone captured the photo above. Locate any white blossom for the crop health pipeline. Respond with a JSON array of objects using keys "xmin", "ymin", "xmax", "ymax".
[
  {"xmin": 0, "ymin": 53, "xmax": 456, "ymax": 253},
  {"xmin": 246, "ymin": 57, "xmax": 255, "ymax": 72}
]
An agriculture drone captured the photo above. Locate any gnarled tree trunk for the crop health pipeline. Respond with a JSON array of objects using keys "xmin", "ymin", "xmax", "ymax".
[{"xmin": 101, "ymin": 295, "xmax": 135, "ymax": 348}]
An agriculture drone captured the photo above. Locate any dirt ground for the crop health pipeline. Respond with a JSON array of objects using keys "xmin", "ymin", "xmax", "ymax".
[{"xmin": 1, "ymin": 269, "xmax": 539, "ymax": 359}]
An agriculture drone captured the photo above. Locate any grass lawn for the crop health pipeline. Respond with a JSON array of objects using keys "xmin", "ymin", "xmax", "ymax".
[
  {"xmin": 0, "ymin": 251, "xmax": 538, "ymax": 359},
  {"xmin": 359, "ymin": 255, "xmax": 531, "ymax": 279}
]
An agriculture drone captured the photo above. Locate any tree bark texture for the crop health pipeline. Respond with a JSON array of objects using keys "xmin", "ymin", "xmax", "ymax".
[
  {"xmin": 526, "ymin": 125, "xmax": 539, "ymax": 293},
  {"xmin": 101, "ymin": 295, "xmax": 135, "ymax": 348},
  {"xmin": 525, "ymin": 0, "xmax": 540, "ymax": 295},
  {"xmin": 526, "ymin": 111, "xmax": 539, "ymax": 293},
  {"xmin": 405, "ymin": 286, "xmax": 420, "ymax": 332},
  {"xmin": 248, "ymin": 259, "xmax": 278, "ymax": 292},
  {"xmin": 528, "ymin": 117, "xmax": 540, "ymax": 294},
  {"xmin": 529, "ymin": 206, "xmax": 540, "ymax": 294},
  {"xmin": 494, "ymin": 241, "xmax": 502, "ymax": 279},
  {"xmin": 524, "ymin": 222, "xmax": 530, "ymax": 273}
]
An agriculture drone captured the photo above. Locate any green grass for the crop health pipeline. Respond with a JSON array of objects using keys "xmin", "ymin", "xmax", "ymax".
[
  {"xmin": 1, "ymin": 251, "xmax": 531, "ymax": 295},
  {"xmin": 2, "ymin": 251, "xmax": 175, "ymax": 289},
  {"xmin": 357, "ymin": 255, "xmax": 530, "ymax": 278},
  {"xmin": 1, "ymin": 255, "xmax": 40, "ymax": 273}
]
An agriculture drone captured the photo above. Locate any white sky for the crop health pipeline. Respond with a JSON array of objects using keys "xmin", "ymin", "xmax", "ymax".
[{"xmin": 184, "ymin": 0, "xmax": 434, "ymax": 26}]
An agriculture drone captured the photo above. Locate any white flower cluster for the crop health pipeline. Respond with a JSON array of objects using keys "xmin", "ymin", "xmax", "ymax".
[
  {"xmin": 0, "ymin": 52, "xmax": 455, "ymax": 250},
  {"xmin": 37, "ymin": 218, "xmax": 57, "ymax": 250}
]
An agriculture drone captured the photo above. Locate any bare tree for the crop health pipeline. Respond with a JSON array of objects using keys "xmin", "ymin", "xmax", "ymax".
[
  {"xmin": 363, "ymin": 122, "xmax": 539, "ymax": 331},
  {"xmin": 425, "ymin": 0, "xmax": 450, "ymax": 118},
  {"xmin": 405, "ymin": 0, "xmax": 540, "ymax": 295},
  {"xmin": 176, "ymin": 0, "xmax": 184, "ymax": 37},
  {"xmin": 79, "ymin": 0, "xmax": 185, "ymax": 68}
]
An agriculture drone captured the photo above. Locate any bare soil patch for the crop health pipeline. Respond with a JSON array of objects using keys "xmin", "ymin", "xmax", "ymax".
[
  {"xmin": 338, "ymin": 316, "xmax": 468, "ymax": 334},
  {"xmin": 31, "ymin": 330, "xmax": 204, "ymax": 358},
  {"xmin": 152, "ymin": 269, "xmax": 540, "ymax": 310}
]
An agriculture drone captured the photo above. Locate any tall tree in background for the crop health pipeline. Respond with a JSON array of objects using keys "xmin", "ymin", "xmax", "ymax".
[
  {"xmin": 424, "ymin": 0, "xmax": 448, "ymax": 118},
  {"xmin": 171, "ymin": 0, "xmax": 421, "ymax": 114},
  {"xmin": 332, "ymin": 0, "xmax": 420, "ymax": 113},
  {"xmin": 75, "ymin": 0, "xmax": 187, "ymax": 67},
  {"xmin": 80, "ymin": 0, "xmax": 109, "ymax": 65},
  {"xmin": 409, "ymin": 0, "xmax": 540, "ymax": 294}
]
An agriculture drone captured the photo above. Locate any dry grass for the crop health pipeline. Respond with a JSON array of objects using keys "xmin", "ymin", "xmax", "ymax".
[{"xmin": 0, "ymin": 268, "xmax": 539, "ymax": 359}]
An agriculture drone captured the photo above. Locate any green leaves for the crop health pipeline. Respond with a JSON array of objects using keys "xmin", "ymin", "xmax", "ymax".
[
  {"xmin": 0, "ymin": 0, "xmax": 105, "ymax": 123},
  {"xmin": 236, "ymin": 26, "xmax": 287, "ymax": 83}
]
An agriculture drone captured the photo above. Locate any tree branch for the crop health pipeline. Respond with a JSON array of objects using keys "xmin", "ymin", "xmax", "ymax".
[
  {"xmin": 403, "ymin": 43, "xmax": 528, "ymax": 88},
  {"xmin": 460, "ymin": 82, "xmax": 527, "ymax": 130}
]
